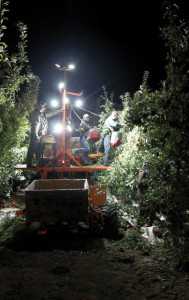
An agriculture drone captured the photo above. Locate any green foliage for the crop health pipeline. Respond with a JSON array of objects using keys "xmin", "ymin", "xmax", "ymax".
[
  {"xmin": 0, "ymin": 216, "xmax": 25, "ymax": 245},
  {"xmin": 100, "ymin": 126, "xmax": 145, "ymax": 200},
  {"xmin": 121, "ymin": 228, "xmax": 151, "ymax": 252},
  {"xmin": 0, "ymin": 1, "xmax": 39, "ymax": 197},
  {"xmin": 99, "ymin": 2, "xmax": 189, "ymax": 253},
  {"xmin": 0, "ymin": 147, "xmax": 27, "ymax": 197}
]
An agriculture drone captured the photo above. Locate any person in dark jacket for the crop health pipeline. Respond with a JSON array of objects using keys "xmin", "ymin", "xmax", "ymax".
[{"xmin": 26, "ymin": 103, "xmax": 48, "ymax": 167}]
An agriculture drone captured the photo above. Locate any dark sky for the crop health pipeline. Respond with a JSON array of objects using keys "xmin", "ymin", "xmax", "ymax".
[{"xmin": 7, "ymin": 0, "xmax": 188, "ymax": 110}]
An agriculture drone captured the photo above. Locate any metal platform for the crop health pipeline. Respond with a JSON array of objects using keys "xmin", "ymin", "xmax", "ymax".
[{"xmin": 16, "ymin": 164, "xmax": 111, "ymax": 178}]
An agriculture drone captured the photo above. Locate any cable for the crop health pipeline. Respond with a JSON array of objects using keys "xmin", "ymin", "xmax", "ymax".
[
  {"xmin": 72, "ymin": 108, "xmax": 83, "ymax": 122},
  {"xmin": 76, "ymin": 106, "xmax": 100, "ymax": 117},
  {"xmin": 84, "ymin": 79, "xmax": 115, "ymax": 101}
]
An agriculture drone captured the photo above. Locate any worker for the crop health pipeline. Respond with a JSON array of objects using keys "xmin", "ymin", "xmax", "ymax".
[
  {"xmin": 26, "ymin": 102, "xmax": 48, "ymax": 167},
  {"xmin": 79, "ymin": 113, "xmax": 92, "ymax": 164},
  {"xmin": 27, "ymin": 101, "xmax": 65, "ymax": 167},
  {"xmin": 102, "ymin": 110, "xmax": 121, "ymax": 165}
]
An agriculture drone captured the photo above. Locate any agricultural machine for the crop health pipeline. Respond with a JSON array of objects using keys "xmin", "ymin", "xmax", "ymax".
[{"xmin": 16, "ymin": 64, "xmax": 115, "ymax": 232}]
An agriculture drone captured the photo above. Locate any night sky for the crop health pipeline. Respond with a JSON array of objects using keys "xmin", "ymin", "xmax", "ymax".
[{"xmin": 8, "ymin": 1, "xmax": 189, "ymax": 110}]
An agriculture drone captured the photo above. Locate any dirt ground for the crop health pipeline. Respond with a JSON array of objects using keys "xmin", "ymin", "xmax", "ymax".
[{"xmin": 0, "ymin": 227, "xmax": 189, "ymax": 300}]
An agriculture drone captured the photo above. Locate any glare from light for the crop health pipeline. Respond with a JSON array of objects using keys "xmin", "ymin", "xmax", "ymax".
[
  {"xmin": 50, "ymin": 98, "xmax": 59, "ymax": 108},
  {"xmin": 75, "ymin": 98, "xmax": 83, "ymax": 108},
  {"xmin": 55, "ymin": 64, "xmax": 61, "ymax": 69},
  {"xmin": 68, "ymin": 64, "xmax": 75, "ymax": 70},
  {"xmin": 66, "ymin": 124, "xmax": 73, "ymax": 132},
  {"xmin": 64, "ymin": 97, "xmax": 70, "ymax": 104},
  {"xmin": 58, "ymin": 82, "xmax": 65, "ymax": 90},
  {"xmin": 53, "ymin": 123, "xmax": 64, "ymax": 134}
]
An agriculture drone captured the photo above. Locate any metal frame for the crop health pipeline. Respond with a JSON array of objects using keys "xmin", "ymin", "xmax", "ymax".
[{"xmin": 17, "ymin": 165, "xmax": 111, "ymax": 179}]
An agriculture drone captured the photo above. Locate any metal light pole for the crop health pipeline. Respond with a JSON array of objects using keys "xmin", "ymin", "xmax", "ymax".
[{"xmin": 55, "ymin": 63, "xmax": 76, "ymax": 166}]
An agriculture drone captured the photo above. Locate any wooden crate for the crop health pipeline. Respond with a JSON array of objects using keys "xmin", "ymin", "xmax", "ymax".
[{"xmin": 25, "ymin": 179, "xmax": 89, "ymax": 224}]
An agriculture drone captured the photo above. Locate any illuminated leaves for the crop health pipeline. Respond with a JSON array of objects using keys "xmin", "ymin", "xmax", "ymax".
[
  {"xmin": 0, "ymin": 1, "xmax": 39, "ymax": 196},
  {"xmin": 99, "ymin": 2, "xmax": 189, "ymax": 251}
]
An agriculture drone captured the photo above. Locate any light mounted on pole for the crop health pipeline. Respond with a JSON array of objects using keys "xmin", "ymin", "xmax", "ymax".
[
  {"xmin": 67, "ymin": 64, "xmax": 75, "ymax": 70},
  {"xmin": 54, "ymin": 62, "xmax": 77, "ymax": 166},
  {"xmin": 74, "ymin": 98, "xmax": 83, "ymax": 108},
  {"xmin": 55, "ymin": 63, "xmax": 76, "ymax": 72},
  {"xmin": 58, "ymin": 82, "xmax": 65, "ymax": 91},
  {"xmin": 50, "ymin": 98, "xmax": 59, "ymax": 108},
  {"xmin": 53, "ymin": 123, "xmax": 64, "ymax": 134},
  {"xmin": 64, "ymin": 97, "xmax": 70, "ymax": 104}
]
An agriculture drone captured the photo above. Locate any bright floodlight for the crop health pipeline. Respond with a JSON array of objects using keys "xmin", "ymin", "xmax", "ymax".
[
  {"xmin": 55, "ymin": 64, "xmax": 61, "ymax": 69},
  {"xmin": 58, "ymin": 82, "xmax": 65, "ymax": 90},
  {"xmin": 53, "ymin": 123, "xmax": 63, "ymax": 134},
  {"xmin": 68, "ymin": 64, "xmax": 75, "ymax": 70},
  {"xmin": 66, "ymin": 124, "xmax": 73, "ymax": 132},
  {"xmin": 64, "ymin": 97, "xmax": 70, "ymax": 104},
  {"xmin": 50, "ymin": 98, "xmax": 59, "ymax": 108},
  {"xmin": 75, "ymin": 98, "xmax": 83, "ymax": 108}
]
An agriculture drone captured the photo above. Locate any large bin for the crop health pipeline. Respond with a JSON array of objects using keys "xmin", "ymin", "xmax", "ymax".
[{"xmin": 25, "ymin": 179, "xmax": 89, "ymax": 224}]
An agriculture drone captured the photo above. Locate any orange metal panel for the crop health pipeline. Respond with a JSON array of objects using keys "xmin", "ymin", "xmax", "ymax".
[
  {"xmin": 66, "ymin": 91, "xmax": 82, "ymax": 96},
  {"xmin": 16, "ymin": 165, "xmax": 111, "ymax": 174},
  {"xmin": 89, "ymin": 185, "xmax": 107, "ymax": 206}
]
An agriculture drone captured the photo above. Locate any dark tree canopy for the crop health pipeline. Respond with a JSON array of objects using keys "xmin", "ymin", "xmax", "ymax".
[
  {"xmin": 0, "ymin": 0, "xmax": 39, "ymax": 197},
  {"xmin": 99, "ymin": 1, "xmax": 189, "ymax": 259}
]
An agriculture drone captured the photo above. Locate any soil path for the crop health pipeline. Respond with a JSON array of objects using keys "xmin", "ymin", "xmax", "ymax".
[{"xmin": 0, "ymin": 234, "xmax": 188, "ymax": 300}]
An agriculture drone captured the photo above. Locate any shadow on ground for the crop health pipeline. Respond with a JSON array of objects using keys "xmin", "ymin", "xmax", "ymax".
[{"xmin": 5, "ymin": 225, "xmax": 106, "ymax": 252}]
